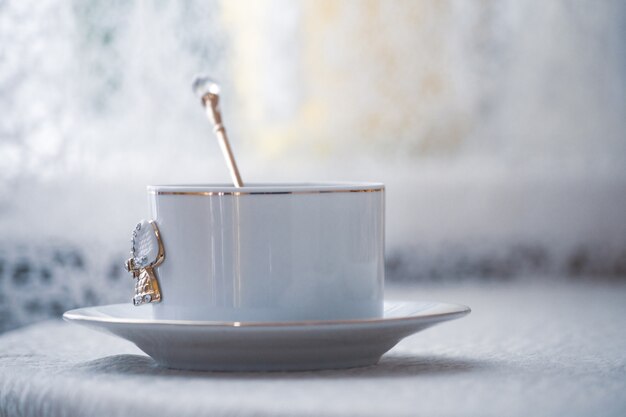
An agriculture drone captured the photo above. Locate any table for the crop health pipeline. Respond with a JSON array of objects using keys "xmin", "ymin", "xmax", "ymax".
[{"xmin": 1, "ymin": 281, "xmax": 625, "ymax": 417}]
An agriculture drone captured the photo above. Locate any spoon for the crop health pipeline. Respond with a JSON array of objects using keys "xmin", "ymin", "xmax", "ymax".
[{"xmin": 192, "ymin": 76, "xmax": 244, "ymax": 188}]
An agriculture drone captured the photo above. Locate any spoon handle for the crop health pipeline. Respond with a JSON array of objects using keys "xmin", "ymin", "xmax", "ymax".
[
  {"xmin": 209, "ymin": 112, "xmax": 244, "ymax": 188},
  {"xmin": 193, "ymin": 76, "xmax": 244, "ymax": 188}
]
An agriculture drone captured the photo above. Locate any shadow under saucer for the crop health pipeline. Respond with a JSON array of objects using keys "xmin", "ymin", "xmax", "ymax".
[{"xmin": 72, "ymin": 352, "xmax": 492, "ymax": 380}]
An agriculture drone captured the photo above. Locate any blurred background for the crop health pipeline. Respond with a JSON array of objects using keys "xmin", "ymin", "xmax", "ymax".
[{"xmin": 1, "ymin": 0, "xmax": 625, "ymax": 332}]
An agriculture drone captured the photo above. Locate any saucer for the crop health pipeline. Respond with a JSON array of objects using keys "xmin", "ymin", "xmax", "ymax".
[{"xmin": 63, "ymin": 301, "xmax": 470, "ymax": 371}]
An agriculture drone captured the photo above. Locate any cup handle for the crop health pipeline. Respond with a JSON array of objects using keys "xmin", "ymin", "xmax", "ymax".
[{"xmin": 125, "ymin": 220, "xmax": 165, "ymax": 306}]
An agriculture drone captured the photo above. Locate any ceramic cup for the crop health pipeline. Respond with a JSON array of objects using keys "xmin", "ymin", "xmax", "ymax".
[{"xmin": 145, "ymin": 183, "xmax": 385, "ymax": 322}]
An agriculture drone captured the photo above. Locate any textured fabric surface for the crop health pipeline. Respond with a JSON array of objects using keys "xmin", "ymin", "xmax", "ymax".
[{"xmin": 1, "ymin": 282, "xmax": 625, "ymax": 417}]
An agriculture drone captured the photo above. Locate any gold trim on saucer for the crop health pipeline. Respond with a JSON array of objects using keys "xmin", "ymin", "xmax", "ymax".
[{"xmin": 63, "ymin": 302, "xmax": 471, "ymax": 328}]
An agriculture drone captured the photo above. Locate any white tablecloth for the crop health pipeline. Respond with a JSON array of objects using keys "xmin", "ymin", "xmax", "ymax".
[{"xmin": 1, "ymin": 282, "xmax": 625, "ymax": 417}]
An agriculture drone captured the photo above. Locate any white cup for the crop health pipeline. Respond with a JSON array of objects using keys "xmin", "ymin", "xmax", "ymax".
[{"xmin": 146, "ymin": 182, "xmax": 385, "ymax": 322}]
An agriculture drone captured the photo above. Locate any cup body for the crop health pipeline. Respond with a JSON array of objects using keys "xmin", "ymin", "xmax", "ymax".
[{"xmin": 148, "ymin": 183, "xmax": 384, "ymax": 322}]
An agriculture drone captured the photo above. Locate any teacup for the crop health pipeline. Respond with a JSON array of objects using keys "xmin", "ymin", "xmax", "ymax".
[{"xmin": 131, "ymin": 182, "xmax": 385, "ymax": 322}]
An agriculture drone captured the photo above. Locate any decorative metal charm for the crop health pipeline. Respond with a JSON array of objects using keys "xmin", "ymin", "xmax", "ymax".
[{"xmin": 125, "ymin": 220, "xmax": 165, "ymax": 306}]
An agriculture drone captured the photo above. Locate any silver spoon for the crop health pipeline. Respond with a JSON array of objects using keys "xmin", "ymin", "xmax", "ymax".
[{"xmin": 192, "ymin": 76, "xmax": 244, "ymax": 188}]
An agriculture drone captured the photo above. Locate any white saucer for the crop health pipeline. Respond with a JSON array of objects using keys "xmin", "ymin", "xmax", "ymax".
[{"xmin": 63, "ymin": 301, "xmax": 470, "ymax": 371}]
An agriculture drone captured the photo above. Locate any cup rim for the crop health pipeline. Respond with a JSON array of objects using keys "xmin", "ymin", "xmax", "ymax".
[{"xmin": 148, "ymin": 182, "xmax": 384, "ymax": 195}]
